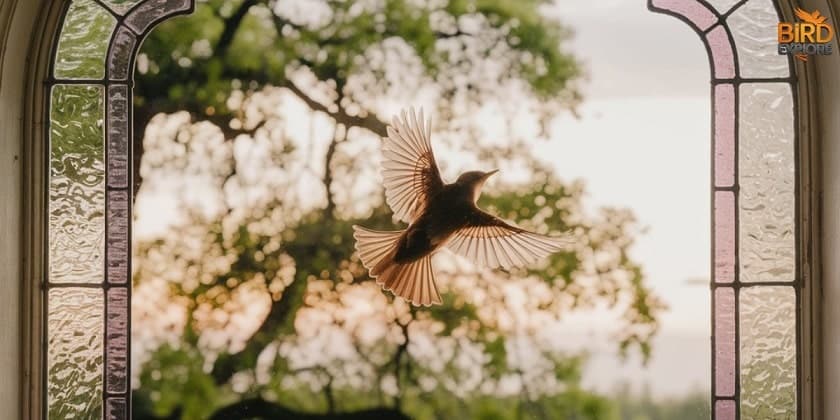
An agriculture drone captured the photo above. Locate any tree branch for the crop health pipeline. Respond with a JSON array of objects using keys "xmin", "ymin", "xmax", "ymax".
[
  {"xmin": 281, "ymin": 79, "xmax": 387, "ymax": 137},
  {"xmin": 215, "ymin": 0, "xmax": 259, "ymax": 58},
  {"xmin": 208, "ymin": 398, "xmax": 410, "ymax": 420}
]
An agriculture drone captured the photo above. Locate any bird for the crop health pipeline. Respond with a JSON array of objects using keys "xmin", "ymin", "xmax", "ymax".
[{"xmin": 353, "ymin": 108, "xmax": 571, "ymax": 306}]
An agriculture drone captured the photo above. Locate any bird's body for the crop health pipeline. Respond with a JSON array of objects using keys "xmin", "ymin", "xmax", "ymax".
[
  {"xmin": 354, "ymin": 108, "xmax": 570, "ymax": 306},
  {"xmin": 389, "ymin": 180, "xmax": 485, "ymax": 265}
]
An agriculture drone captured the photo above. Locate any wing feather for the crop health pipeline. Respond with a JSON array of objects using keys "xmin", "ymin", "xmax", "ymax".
[
  {"xmin": 446, "ymin": 209, "xmax": 572, "ymax": 270},
  {"xmin": 381, "ymin": 108, "xmax": 444, "ymax": 224}
]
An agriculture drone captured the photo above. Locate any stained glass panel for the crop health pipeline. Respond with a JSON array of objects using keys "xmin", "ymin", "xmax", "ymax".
[
  {"xmin": 649, "ymin": 1, "xmax": 799, "ymax": 419},
  {"xmin": 47, "ymin": 288, "xmax": 104, "ymax": 420},
  {"xmin": 705, "ymin": 0, "xmax": 741, "ymax": 13},
  {"xmin": 102, "ymin": 0, "xmax": 144, "ymax": 15},
  {"xmin": 54, "ymin": 0, "xmax": 116, "ymax": 79},
  {"xmin": 714, "ymin": 287, "xmax": 735, "ymax": 396},
  {"xmin": 714, "ymin": 84, "xmax": 735, "ymax": 188},
  {"xmin": 740, "ymin": 286, "xmax": 796, "ymax": 419},
  {"xmin": 727, "ymin": 0, "xmax": 790, "ymax": 78},
  {"xmin": 46, "ymin": 1, "xmax": 195, "ymax": 419},
  {"xmin": 125, "ymin": 0, "xmax": 192, "ymax": 34},
  {"xmin": 108, "ymin": 27, "xmax": 137, "ymax": 81},
  {"xmin": 715, "ymin": 191, "xmax": 735, "ymax": 284},
  {"xmin": 49, "ymin": 84, "xmax": 106, "ymax": 284},
  {"xmin": 706, "ymin": 26, "xmax": 736, "ymax": 79},
  {"xmin": 739, "ymin": 83, "xmax": 795, "ymax": 283}
]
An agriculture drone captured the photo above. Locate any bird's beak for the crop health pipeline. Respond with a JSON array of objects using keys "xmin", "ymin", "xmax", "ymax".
[{"xmin": 483, "ymin": 169, "xmax": 499, "ymax": 180}]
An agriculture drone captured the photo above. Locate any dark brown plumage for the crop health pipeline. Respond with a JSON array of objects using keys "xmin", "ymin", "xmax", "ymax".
[{"xmin": 353, "ymin": 108, "xmax": 570, "ymax": 306}]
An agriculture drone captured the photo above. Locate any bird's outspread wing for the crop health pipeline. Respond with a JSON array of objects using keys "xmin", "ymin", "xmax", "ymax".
[
  {"xmin": 446, "ymin": 208, "xmax": 572, "ymax": 270},
  {"xmin": 382, "ymin": 107, "xmax": 444, "ymax": 224}
]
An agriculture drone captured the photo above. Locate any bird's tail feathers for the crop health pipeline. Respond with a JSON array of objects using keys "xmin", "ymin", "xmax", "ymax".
[
  {"xmin": 352, "ymin": 225, "xmax": 442, "ymax": 306},
  {"xmin": 377, "ymin": 255, "xmax": 441, "ymax": 306},
  {"xmin": 352, "ymin": 225, "xmax": 403, "ymax": 275}
]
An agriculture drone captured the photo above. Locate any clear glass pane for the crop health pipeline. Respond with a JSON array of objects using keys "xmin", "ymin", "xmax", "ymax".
[
  {"xmin": 49, "ymin": 84, "xmax": 105, "ymax": 284},
  {"xmin": 727, "ymin": 0, "xmax": 790, "ymax": 78},
  {"xmin": 706, "ymin": 0, "xmax": 742, "ymax": 13},
  {"xmin": 48, "ymin": 288, "xmax": 104, "ymax": 420},
  {"xmin": 102, "ymin": 0, "xmax": 144, "ymax": 15},
  {"xmin": 54, "ymin": 0, "xmax": 117, "ymax": 79},
  {"xmin": 740, "ymin": 286, "xmax": 796, "ymax": 419},
  {"xmin": 739, "ymin": 83, "xmax": 795, "ymax": 283}
]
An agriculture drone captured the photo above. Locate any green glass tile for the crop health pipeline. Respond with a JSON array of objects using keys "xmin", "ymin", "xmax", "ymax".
[
  {"xmin": 54, "ymin": 0, "xmax": 117, "ymax": 79},
  {"xmin": 49, "ymin": 84, "xmax": 105, "ymax": 284}
]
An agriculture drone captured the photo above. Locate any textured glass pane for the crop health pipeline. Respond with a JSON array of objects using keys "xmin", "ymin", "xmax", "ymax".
[
  {"xmin": 107, "ymin": 190, "xmax": 130, "ymax": 284},
  {"xmin": 715, "ymin": 191, "xmax": 735, "ymax": 283},
  {"xmin": 106, "ymin": 397, "xmax": 128, "ymax": 420},
  {"xmin": 108, "ymin": 27, "xmax": 136, "ymax": 81},
  {"xmin": 714, "ymin": 84, "xmax": 735, "ymax": 187},
  {"xmin": 50, "ymin": 85, "xmax": 105, "ymax": 284},
  {"xmin": 706, "ymin": 26, "xmax": 736, "ymax": 79},
  {"xmin": 740, "ymin": 287, "xmax": 796, "ymax": 419},
  {"xmin": 107, "ymin": 287, "xmax": 129, "ymax": 393},
  {"xmin": 650, "ymin": 0, "xmax": 717, "ymax": 31},
  {"xmin": 727, "ymin": 0, "xmax": 789, "ymax": 78},
  {"xmin": 54, "ymin": 0, "xmax": 117, "ymax": 79},
  {"xmin": 706, "ymin": 0, "xmax": 741, "ymax": 13},
  {"xmin": 716, "ymin": 400, "xmax": 736, "ymax": 420},
  {"xmin": 107, "ymin": 85, "xmax": 129, "ymax": 188},
  {"xmin": 47, "ymin": 288, "xmax": 104, "ymax": 420},
  {"xmin": 715, "ymin": 287, "xmax": 735, "ymax": 396},
  {"xmin": 739, "ymin": 83, "xmax": 795, "ymax": 283},
  {"xmin": 102, "ymin": 0, "xmax": 143, "ymax": 15},
  {"xmin": 125, "ymin": 0, "xmax": 191, "ymax": 34}
]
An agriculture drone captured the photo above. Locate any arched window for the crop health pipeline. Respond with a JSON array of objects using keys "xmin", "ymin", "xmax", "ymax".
[
  {"xmin": 34, "ymin": 0, "xmax": 812, "ymax": 419},
  {"xmin": 44, "ymin": 1, "xmax": 193, "ymax": 418},
  {"xmin": 649, "ymin": 0, "xmax": 809, "ymax": 419}
]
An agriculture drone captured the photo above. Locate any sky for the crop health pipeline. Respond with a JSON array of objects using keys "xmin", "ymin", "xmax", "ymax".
[
  {"xmin": 135, "ymin": 0, "xmax": 716, "ymax": 399},
  {"xmin": 539, "ymin": 0, "xmax": 713, "ymax": 396}
]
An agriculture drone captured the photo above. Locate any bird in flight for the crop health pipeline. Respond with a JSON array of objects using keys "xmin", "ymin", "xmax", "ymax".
[{"xmin": 353, "ymin": 108, "xmax": 571, "ymax": 306}]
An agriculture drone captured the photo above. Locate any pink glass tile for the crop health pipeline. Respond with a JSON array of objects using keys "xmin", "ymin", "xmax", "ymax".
[
  {"xmin": 125, "ymin": 0, "xmax": 192, "ymax": 34},
  {"xmin": 706, "ymin": 26, "xmax": 736, "ymax": 79},
  {"xmin": 715, "ymin": 191, "xmax": 735, "ymax": 283},
  {"xmin": 107, "ymin": 190, "xmax": 129, "ymax": 284},
  {"xmin": 106, "ymin": 287, "xmax": 128, "ymax": 394},
  {"xmin": 715, "ymin": 399, "xmax": 736, "ymax": 420},
  {"xmin": 651, "ymin": 0, "xmax": 717, "ymax": 31},
  {"xmin": 714, "ymin": 84, "xmax": 735, "ymax": 187},
  {"xmin": 715, "ymin": 287, "xmax": 736, "ymax": 397},
  {"xmin": 107, "ymin": 85, "xmax": 129, "ymax": 188},
  {"xmin": 106, "ymin": 397, "xmax": 127, "ymax": 420}
]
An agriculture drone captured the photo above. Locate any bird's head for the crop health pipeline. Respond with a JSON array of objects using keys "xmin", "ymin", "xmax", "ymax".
[{"xmin": 456, "ymin": 169, "xmax": 498, "ymax": 202}]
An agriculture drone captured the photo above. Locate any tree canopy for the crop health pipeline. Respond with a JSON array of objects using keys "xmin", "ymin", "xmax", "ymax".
[{"xmin": 131, "ymin": 1, "xmax": 666, "ymax": 419}]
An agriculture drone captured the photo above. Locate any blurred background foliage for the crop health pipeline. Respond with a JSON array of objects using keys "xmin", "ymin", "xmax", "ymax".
[{"xmin": 130, "ymin": 0, "xmax": 698, "ymax": 419}]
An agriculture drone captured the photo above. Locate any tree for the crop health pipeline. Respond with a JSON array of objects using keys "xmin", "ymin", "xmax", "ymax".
[{"xmin": 131, "ymin": 1, "xmax": 665, "ymax": 419}]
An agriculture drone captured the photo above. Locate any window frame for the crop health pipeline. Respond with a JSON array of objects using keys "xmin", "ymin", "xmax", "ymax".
[{"xmin": 11, "ymin": 0, "xmax": 824, "ymax": 418}]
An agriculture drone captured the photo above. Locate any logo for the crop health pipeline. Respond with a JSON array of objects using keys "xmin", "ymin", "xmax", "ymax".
[{"xmin": 778, "ymin": 8, "xmax": 834, "ymax": 61}]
